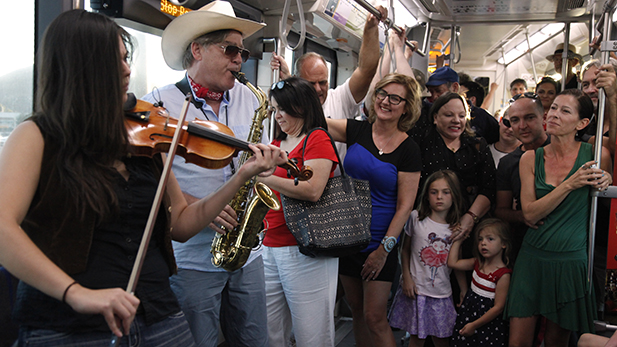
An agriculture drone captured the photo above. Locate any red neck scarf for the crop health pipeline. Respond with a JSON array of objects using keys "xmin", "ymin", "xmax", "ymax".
[{"xmin": 188, "ymin": 76, "xmax": 224, "ymax": 101}]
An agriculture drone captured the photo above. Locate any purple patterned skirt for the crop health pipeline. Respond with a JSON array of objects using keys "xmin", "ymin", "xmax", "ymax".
[{"xmin": 388, "ymin": 286, "xmax": 457, "ymax": 339}]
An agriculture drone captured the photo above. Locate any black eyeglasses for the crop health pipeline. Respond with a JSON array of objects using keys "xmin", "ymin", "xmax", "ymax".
[
  {"xmin": 502, "ymin": 117, "xmax": 512, "ymax": 128},
  {"xmin": 375, "ymin": 88, "xmax": 406, "ymax": 105},
  {"xmin": 509, "ymin": 92, "xmax": 539, "ymax": 104},
  {"xmin": 219, "ymin": 45, "xmax": 250, "ymax": 63},
  {"xmin": 271, "ymin": 80, "xmax": 289, "ymax": 90}
]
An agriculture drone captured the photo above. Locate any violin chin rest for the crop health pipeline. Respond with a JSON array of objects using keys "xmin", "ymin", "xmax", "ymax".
[{"xmin": 123, "ymin": 93, "xmax": 137, "ymax": 111}]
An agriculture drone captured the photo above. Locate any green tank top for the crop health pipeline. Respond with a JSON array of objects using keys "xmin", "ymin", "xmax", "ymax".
[{"xmin": 523, "ymin": 142, "xmax": 593, "ymax": 252}]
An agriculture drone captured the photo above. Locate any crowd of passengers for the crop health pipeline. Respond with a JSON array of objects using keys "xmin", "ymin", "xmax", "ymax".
[{"xmin": 4, "ymin": 2, "xmax": 617, "ymax": 347}]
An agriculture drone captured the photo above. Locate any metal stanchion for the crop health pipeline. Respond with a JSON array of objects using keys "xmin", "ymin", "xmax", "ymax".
[
  {"xmin": 560, "ymin": 23, "xmax": 571, "ymax": 92},
  {"xmin": 589, "ymin": 0, "xmax": 617, "ymax": 295}
]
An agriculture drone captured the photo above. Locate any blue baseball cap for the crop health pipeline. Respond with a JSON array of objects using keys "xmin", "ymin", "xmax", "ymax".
[{"xmin": 426, "ymin": 67, "xmax": 459, "ymax": 86}]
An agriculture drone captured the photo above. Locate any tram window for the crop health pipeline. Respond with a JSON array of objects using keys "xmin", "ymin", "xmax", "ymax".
[
  {"xmin": 121, "ymin": 26, "xmax": 185, "ymax": 102},
  {"xmin": 0, "ymin": 2, "xmax": 35, "ymax": 150}
]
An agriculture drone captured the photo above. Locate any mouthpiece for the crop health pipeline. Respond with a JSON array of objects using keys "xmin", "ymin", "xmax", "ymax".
[{"xmin": 231, "ymin": 71, "xmax": 249, "ymax": 85}]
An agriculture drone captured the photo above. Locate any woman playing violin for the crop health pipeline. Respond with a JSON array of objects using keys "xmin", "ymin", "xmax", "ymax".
[{"xmin": 0, "ymin": 10, "xmax": 286, "ymax": 346}]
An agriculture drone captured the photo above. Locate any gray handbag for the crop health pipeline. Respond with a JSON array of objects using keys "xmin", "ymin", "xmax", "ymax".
[{"xmin": 281, "ymin": 127, "xmax": 372, "ymax": 257}]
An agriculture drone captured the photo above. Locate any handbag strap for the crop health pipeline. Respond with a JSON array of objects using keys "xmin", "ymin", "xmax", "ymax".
[{"xmin": 299, "ymin": 127, "xmax": 347, "ymax": 178}]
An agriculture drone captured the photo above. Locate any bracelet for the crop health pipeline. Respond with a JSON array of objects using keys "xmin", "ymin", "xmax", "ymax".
[
  {"xmin": 466, "ymin": 211, "xmax": 479, "ymax": 224},
  {"xmin": 381, "ymin": 236, "xmax": 397, "ymax": 253},
  {"xmin": 62, "ymin": 281, "xmax": 78, "ymax": 304}
]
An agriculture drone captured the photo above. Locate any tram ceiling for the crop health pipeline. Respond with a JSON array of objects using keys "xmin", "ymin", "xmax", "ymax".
[
  {"xmin": 404, "ymin": 0, "xmax": 592, "ymax": 24},
  {"xmin": 95, "ymin": 0, "xmax": 601, "ymax": 73},
  {"xmin": 400, "ymin": 0, "xmax": 598, "ymax": 71}
]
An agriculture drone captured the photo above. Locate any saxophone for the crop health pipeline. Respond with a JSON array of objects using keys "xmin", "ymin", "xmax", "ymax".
[{"xmin": 210, "ymin": 71, "xmax": 280, "ymax": 271}]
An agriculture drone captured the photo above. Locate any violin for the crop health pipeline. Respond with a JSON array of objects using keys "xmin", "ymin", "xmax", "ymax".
[{"xmin": 124, "ymin": 97, "xmax": 313, "ymax": 182}]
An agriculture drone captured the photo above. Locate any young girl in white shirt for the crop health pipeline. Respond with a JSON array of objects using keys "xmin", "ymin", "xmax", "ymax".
[{"xmin": 389, "ymin": 170, "xmax": 467, "ymax": 347}]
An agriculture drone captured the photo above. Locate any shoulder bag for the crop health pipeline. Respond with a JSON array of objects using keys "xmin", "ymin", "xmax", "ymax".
[{"xmin": 281, "ymin": 127, "xmax": 372, "ymax": 257}]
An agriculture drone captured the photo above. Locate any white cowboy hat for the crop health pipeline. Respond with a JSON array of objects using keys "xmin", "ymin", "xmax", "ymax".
[
  {"xmin": 162, "ymin": 1, "xmax": 266, "ymax": 70},
  {"xmin": 545, "ymin": 43, "xmax": 583, "ymax": 64}
]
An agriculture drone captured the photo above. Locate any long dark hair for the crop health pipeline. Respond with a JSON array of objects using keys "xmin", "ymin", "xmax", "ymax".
[
  {"xmin": 32, "ymin": 9, "xmax": 132, "ymax": 220},
  {"xmin": 269, "ymin": 77, "xmax": 328, "ymax": 141},
  {"xmin": 417, "ymin": 170, "xmax": 465, "ymax": 227}
]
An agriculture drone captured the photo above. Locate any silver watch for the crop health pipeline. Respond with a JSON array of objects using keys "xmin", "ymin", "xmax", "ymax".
[{"xmin": 381, "ymin": 236, "xmax": 397, "ymax": 253}]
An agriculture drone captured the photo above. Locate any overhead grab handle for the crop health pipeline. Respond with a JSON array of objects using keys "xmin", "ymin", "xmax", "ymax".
[
  {"xmin": 352, "ymin": 0, "xmax": 426, "ymax": 57},
  {"xmin": 280, "ymin": 0, "xmax": 306, "ymax": 51}
]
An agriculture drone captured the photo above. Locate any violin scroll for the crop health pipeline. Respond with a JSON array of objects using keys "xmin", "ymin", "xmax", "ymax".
[{"xmin": 284, "ymin": 158, "xmax": 313, "ymax": 186}]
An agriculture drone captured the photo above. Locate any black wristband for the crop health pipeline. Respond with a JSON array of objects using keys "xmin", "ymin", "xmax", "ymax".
[{"xmin": 62, "ymin": 281, "xmax": 78, "ymax": 304}]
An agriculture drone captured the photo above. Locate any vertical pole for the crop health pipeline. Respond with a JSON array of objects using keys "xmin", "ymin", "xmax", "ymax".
[
  {"xmin": 450, "ymin": 26, "xmax": 456, "ymax": 68},
  {"xmin": 269, "ymin": 39, "xmax": 282, "ymax": 142},
  {"xmin": 588, "ymin": 10, "xmax": 613, "ymax": 292},
  {"xmin": 525, "ymin": 28, "xmax": 538, "ymax": 83},
  {"xmin": 421, "ymin": 22, "xmax": 431, "ymax": 58},
  {"xmin": 502, "ymin": 49, "xmax": 508, "ymax": 107},
  {"xmin": 561, "ymin": 23, "xmax": 570, "ymax": 92},
  {"xmin": 591, "ymin": 4, "xmax": 597, "ymax": 58}
]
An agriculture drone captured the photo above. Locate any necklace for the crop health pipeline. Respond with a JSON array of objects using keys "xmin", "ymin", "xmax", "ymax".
[{"xmin": 377, "ymin": 133, "xmax": 396, "ymax": 155}]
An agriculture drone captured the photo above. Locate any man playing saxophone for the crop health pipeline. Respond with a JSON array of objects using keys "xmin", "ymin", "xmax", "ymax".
[{"xmin": 141, "ymin": 2, "xmax": 269, "ymax": 346}]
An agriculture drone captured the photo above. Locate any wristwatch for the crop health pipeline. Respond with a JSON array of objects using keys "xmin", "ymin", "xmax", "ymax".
[{"xmin": 381, "ymin": 236, "xmax": 397, "ymax": 253}]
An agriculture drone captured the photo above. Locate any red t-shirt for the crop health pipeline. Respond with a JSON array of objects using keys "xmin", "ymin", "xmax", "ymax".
[{"xmin": 263, "ymin": 130, "xmax": 339, "ymax": 247}]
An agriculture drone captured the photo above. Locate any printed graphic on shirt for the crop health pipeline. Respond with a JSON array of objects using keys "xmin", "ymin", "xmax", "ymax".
[{"xmin": 419, "ymin": 232, "xmax": 452, "ymax": 286}]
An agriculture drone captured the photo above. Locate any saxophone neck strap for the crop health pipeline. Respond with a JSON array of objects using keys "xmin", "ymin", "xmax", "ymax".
[{"xmin": 176, "ymin": 76, "xmax": 204, "ymax": 110}]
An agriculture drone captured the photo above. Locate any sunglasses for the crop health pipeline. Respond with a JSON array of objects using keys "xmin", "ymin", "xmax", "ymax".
[
  {"xmin": 271, "ymin": 80, "xmax": 289, "ymax": 90},
  {"xmin": 375, "ymin": 88, "xmax": 406, "ymax": 105},
  {"xmin": 509, "ymin": 92, "xmax": 539, "ymax": 104},
  {"xmin": 502, "ymin": 118, "xmax": 512, "ymax": 128},
  {"xmin": 219, "ymin": 45, "xmax": 250, "ymax": 63}
]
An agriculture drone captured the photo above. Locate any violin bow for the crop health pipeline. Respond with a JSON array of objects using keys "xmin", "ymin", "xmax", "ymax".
[{"xmin": 109, "ymin": 93, "xmax": 192, "ymax": 347}]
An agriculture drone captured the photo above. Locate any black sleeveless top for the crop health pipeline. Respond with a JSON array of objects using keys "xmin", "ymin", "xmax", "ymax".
[{"xmin": 14, "ymin": 119, "xmax": 180, "ymax": 330}]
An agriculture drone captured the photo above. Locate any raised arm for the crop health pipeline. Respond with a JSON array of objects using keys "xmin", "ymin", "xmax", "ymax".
[
  {"xmin": 348, "ymin": 5, "xmax": 387, "ymax": 103},
  {"xmin": 481, "ymin": 82, "xmax": 499, "ymax": 111},
  {"xmin": 388, "ymin": 30, "xmax": 414, "ymax": 77},
  {"xmin": 270, "ymin": 51, "xmax": 292, "ymax": 80},
  {"xmin": 325, "ymin": 118, "xmax": 348, "ymax": 143},
  {"xmin": 447, "ymin": 239, "xmax": 475, "ymax": 271},
  {"xmin": 365, "ymin": 30, "xmax": 416, "ymax": 115}
]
